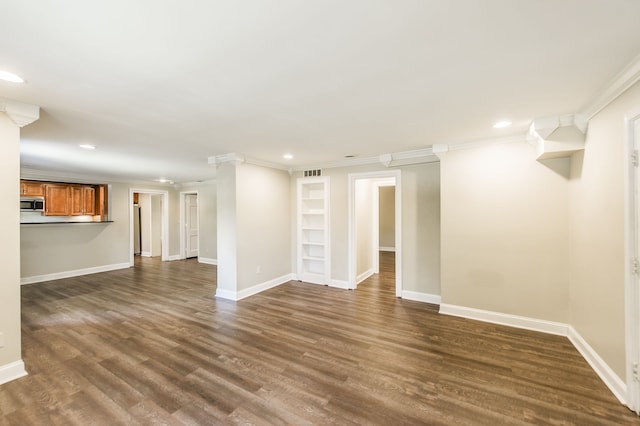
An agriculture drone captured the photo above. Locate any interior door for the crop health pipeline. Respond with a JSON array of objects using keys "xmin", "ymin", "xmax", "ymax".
[{"xmin": 186, "ymin": 194, "xmax": 199, "ymax": 258}]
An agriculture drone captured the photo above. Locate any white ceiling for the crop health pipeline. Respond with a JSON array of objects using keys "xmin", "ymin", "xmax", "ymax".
[{"xmin": 2, "ymin": 0, "xmax": 640, "ymax": 184}]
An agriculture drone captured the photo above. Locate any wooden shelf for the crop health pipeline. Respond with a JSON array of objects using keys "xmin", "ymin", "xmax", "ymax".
[{"xmin": 297, "ymin": 177, "xmax": 330, "ymax": 286}]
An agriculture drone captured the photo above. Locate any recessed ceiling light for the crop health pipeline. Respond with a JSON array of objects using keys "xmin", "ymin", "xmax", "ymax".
[
  {"xmin": 283, "ymin": 154, "xmax": 293, "ymax": 160},
  {"xmin": 79, "ymin": 144, "xmax": 96, "ymax": 150},
  {"xmin": 155, "ymin": 178, "xmax": 174, "ymax": 184},
  {"xmin": 493, "ymin": 121, "xmax": 512, "ymax": 129},
  {"xmin": 0, "ymin": 70, "xmax": 25, "ymax": 83}
]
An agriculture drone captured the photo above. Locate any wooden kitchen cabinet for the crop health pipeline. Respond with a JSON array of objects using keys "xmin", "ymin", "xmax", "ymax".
[
  {"xmin": 20, "ymin": 180, "xmax": 45, "ymax": 196},
  {"xmin": 44, "ymin": 184, "xmax": 71, "ymax": 216},
  {"xmin": 71, "ymin": 185, "xmax": 96, "ymax": 215},
  {"xmin": 22, "ymin": 179, "xmax": 106, "ymax": 218}
]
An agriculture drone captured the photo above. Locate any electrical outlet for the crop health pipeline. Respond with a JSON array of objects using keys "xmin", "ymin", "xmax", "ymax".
[
  {"xmin": 0, "ymin": 332, "xmax": 4, "ymax": 348},
  {"xmin": 256, "ymin": 265, "xmax": 261, "ymax": 274}
]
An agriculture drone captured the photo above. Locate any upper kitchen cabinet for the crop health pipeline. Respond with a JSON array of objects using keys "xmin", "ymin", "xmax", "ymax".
[
  {"xmin": 70, "ymin": 185, "xmax": 95, "ymax": 216},
  {"xmin": 44, "ymin": 184, "xmax": 71, "ymax": 216},
  {"xmin": 20, "ymin": 180, "xmax": 44, "ymax": 196}
]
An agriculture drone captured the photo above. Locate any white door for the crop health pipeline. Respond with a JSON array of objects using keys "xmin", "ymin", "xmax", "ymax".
[{"xmin": 186, "ymin": 194, "xmax": 199, "ymax": 258}]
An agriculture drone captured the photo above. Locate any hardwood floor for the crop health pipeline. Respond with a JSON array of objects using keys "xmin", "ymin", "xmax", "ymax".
[{"xmin": 1, "ymin": 253, "xmax": 638, "ymax": 425}]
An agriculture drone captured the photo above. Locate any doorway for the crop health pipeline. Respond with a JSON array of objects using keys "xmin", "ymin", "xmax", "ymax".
[
  {"xmin": 624, "ymin": 107, "xmax": 640, "ymax": 413},
  {"xmin": 348, "ymin": 170, "xmax": 402, "ymax": 296},
  {"xmin": 129, "ymin": 189, "xmax": 169, "ymax": 266},
  {"xmin": 180, "ymin": 191, "xmax": 199, "ymax": 259}
]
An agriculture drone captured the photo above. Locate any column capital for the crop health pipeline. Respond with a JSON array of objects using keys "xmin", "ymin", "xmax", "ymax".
[
  {"xmin": 0, "ymin": 98, "xmax": 39, "ymax": 127},
  {"xmin": 208, "ymin": 152, "xmax": 245, "ymax": 168}
]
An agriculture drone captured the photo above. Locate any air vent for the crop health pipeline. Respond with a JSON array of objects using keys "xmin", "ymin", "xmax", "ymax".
[{"xmin": 303, "ymin": 169, "xmax": 322, "ymax": 177}]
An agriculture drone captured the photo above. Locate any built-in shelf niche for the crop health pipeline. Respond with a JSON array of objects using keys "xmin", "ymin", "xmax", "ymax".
[{"xmin": 297, "ymin": 176, "xmax": 330, "ymax": 285}]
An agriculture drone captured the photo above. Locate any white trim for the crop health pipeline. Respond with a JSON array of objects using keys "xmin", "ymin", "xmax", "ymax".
[
  {"xmin": 330, "ymin": 279, "xmax": 350, "ymax": 289},
  {"xmin": 401, "ymin": 291, "xmax": 441, "ymax": 305},
  {"xmin": 177, "ymin": 179, "xmax": 216, "ymax": 188},
  {"xmin": 292, "ymin": 138, "xmax": 524, "ymax": 172},
  {"xmin": 140, "ymin": 251, "xmax": 152, "ymax": 258},
  {"xmin": 198, "ymin": 257, "xmax": 218, "ymax": 266},
  {"xmin": 439, "ymin": 303, "xmax": 568, "ymax": 336},
  {"xmin": 568, "ymin": 326, "xmax": 627, "ymax": 405},
  {"xmin": 215, "ymin": 273, "xmax": 294, "ymax": 301},
  {"xmin": 379, "ymin": 246, "xmax": 396, "ymax": 252},
  {"xmin": 296, "ymin": 176, "xmax": 331, "ymax": 286},
  {"xmin": 348, "ymin": 170, "xmax": 402, "ymax": 296},
  {"xmin": 0, "ymin": 97, "xmax": 39, "ymax": 127},
  {"xmin": 438, "ymin": 303, "xmax": 627, "ymax": 406},
  {"xmin": 582, "ymin": 53, "xmax": 640, "ymax": 120},
  {"xmin": 20, "ymin": 167, "xmax": 180, "ymax": 187},
  {"xmin": 356, "ymin": 268, "xmax": 375, "ymax": 285},
  {"xmin": 624, "ymin": 107, "xmax": 640, "ymax": 413},
  {"xmin": 129, "ymin": 188, "xmax": 169, "ymax": 266},
  {"xmin": 214, "ymin": 288, "xmax": 237, "ymax": 300},
  {"xmin": 21, "ymin": 262, "xmax": 130, "ymax": 285},
  {"xmin": 0, "ymin": 360, "xmax": 27, "ymax": 385},
  {"xmin": 167, "ymin": 255, "xmax": 181, "ymax": 261}
]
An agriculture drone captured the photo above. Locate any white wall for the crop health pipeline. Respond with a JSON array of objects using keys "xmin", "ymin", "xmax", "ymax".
[
  {"xmin": 401, "ymin": 163, "xmax": 441, "ymax": 295},
  {"xmin": 0, "ymin": 113, "xmax": 23, "ymax": 374},
  {"xmin": 138, "ymin": 193, "xmax": 151, "ymax": 256},
  {"xmin": 379, "ymin": 186, "xmax": 395, "ymax": 249},
  {"xmin": 292, "ymin": 161, "xmax": 441, "ymax": 297},
  {"xmin": 216, "ymin": 162, "xmax": 238, "ymax": 294},
  {"xmin": 236, "ymin": 163, "xmax": 291, "ymax": 291},
  {"xmin": 151, "ymin": 195, "xmax": 162, "ymax": 257},
  {"xmin": 439, "ymin": 141, "xmax": 570, "ymax": 322},
  {"xmin": 355, "ymin": 179, "xmax": 374, "ymax": 281},
  {"xmin": 569, "ymin": 80, "xmax": 640, "ymax": 378},
  {"xmin": 20, "ymin": 182, "xmax": 179, "ymax": 280},
  {"xmin": 180, "ymin": 182, "xmax": 217, "ymax": 262}
]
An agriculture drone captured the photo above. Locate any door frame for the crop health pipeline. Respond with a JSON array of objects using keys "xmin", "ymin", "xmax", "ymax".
[
  {"xmin": 348, "ymin": 170, "xmax": 402, "ymax": 295},
  {"xmin": 624, "ymin": 107, "xmax": 640, "ymax": 413},
  {"xmin": 129, "ymin": 188, "xmax": 169, "ymax": 266},
  {"xmin": 179, "ymin": 190, "xmax": 199, "ymax": 260}
]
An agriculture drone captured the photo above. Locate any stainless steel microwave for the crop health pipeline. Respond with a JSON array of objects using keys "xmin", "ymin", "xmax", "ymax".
[{"xmin": 20, "ymin": 197, "xmax": 45, "ymax": 212}]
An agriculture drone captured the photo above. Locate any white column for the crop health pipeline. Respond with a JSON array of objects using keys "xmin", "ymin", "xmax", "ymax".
[{"xmin": 0, "ymin": 98, "xmax": 39, "ymax": 384}]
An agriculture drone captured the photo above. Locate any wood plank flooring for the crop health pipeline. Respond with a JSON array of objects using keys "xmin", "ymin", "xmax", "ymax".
[{"xmin": 1, "ymin": 252, "xmax": 639, "ymax": 424}]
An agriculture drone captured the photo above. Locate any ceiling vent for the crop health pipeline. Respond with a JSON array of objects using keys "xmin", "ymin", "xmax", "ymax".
[{"xmin": 303, "ymin": 169, "xmax": 322, "ymax": 177}]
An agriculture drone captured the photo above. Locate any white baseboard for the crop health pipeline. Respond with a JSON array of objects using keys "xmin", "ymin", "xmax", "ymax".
[
  {"xmin": 439, "ymin": 303, "xmax": 568, "ymax": 336},
  {"xmin": 356, "ymin": 268, "xmax": 375, "ymax": 285},
  {"xmin": 167, "ymin": 255, "xmax": 181, "ymax": 261},
  {"xmin": 568, "ymin": 326, "xmax": 627, "ymax": 405},
  {"xmin": 215, "ymin": 288, "xmax": 237, "ymax": 300},
  {"xmin": 379, "ymin": 246, "xmax": 396, "ymax": 252},
  {"xmin": 198, "ymin": 257, "xmax": 218, "ymax": 266},
  {"xmin": 21, "ymin": 262, "xmax": 130, "ymax": 285},
  {"xmin": 402, "ymin": 290, "xmax": 441, "ymax": 305},
  {"xmin": 216, "ymin": 273, "xmax": 294, "ymax": 301},
  {"xmin": 439, "ymin": 303, "xmax": 626, "ymax": 406},
  {"xmin": 0, "ymin": 360, "xmax": 27, "ymax": 385},
  {"xmin": 330, "ymin": 279, "xmax": 351, "ymax": 289},
  {"xmin": 141, "ymin": 251, "xmax": 152, "ymax": 258}
]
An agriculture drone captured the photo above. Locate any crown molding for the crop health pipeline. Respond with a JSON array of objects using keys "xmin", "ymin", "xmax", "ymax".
[
  {"xmin": 19, "ymin": 167, "xmax": 181, "ymax": 187},
  {"xmin": 0, "ymin": 97, "xmax": 39, "ymax": 127},
  {"xmin": 581, "ymin": 52, "xmax": 640, "ymax": 120},
  {"xmin": 448, "ymin": 135, "xmax": 527, "ymax": 152},
  {"xmin": 208, "ymin": 152, "xmax": 291, "ymax": 173},
  {"xmin": 243, "ymin": 156, "xmax": 292, "ymax": 172},
  {"xmin": 292, "ymin": 155, "xmax": 380, "ymax": 172},
  {"xmin": 176, "ymin": 179, "xmax": 216, "ymax": 188},
  {"xmin": 208, "ymin": 152, "xmax": 245, "ymax": 167}
]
